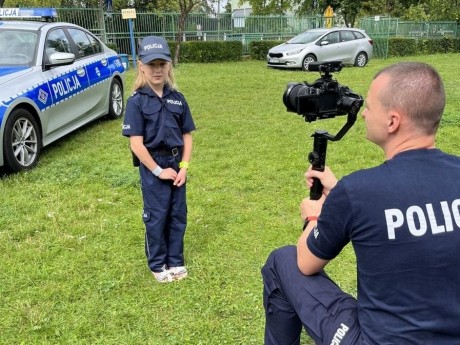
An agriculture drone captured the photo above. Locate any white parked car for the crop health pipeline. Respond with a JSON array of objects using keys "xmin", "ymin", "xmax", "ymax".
[
  {"xmin": 267, "ymin": 27, "xmax": 373, "ymax": 71},
  {"xmin": 0, "ymin": 8, "xmax": 125, "ymax": 172}
]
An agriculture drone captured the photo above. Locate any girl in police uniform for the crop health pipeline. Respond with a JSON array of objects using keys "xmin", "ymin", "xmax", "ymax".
[{"xmin": 122, "ymin": 36, "xmax": 196, "ymax": 283}]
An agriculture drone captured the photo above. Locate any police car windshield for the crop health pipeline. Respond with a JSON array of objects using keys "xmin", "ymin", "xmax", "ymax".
[{"xmin": 0, "ymin": 29, "xmax": 37, "ymax": 67}]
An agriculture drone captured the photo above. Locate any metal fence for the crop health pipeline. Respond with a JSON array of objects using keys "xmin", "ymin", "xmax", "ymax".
[
  {"xmin": 360, "ymin": 16, "xmax": 458, "ymax": 38},
  {"xmin": 359, "ymin": 16, "xmax": 458, "ymax": 58},
  {"xmin": 56, "ymin": 8, "xmax": 459, "ymax": 57},
  {"xmin": 56, "ymin": 8, "xmax": 337, "ymax": 55}
]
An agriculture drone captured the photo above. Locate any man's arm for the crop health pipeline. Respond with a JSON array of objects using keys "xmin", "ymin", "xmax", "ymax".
[
  {"xmin": 296, "ymin": 167, "xmax": 338, "ymax": 275},
  {"xmin": 296, "ymin": 197, "xmax": 330, "ymax": 275}
]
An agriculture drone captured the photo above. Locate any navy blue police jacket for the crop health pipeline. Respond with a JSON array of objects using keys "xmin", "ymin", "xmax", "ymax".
[{"xmin": 122, "ymin": 85, "xmax": 195, "ymax": 150}]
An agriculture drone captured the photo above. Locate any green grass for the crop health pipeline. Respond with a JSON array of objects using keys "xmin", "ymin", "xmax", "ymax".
[{"xmin": 1, "ymin": 54, "xmax": 459, "ymax": 344}]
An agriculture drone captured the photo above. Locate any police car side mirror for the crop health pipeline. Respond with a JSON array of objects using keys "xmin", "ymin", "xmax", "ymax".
[{"xmin": 45, "ymin": 52, "xmax": 75, "ymax": 69}]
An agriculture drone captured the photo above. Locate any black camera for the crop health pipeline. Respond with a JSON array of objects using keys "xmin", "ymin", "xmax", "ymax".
[
  {"xmin": 282, "ymin": 61, "xmax": 364, "ymax": 200},
  {"xmin": 283, "ymin": 61, "xmax": 363, "ymax": 123}
]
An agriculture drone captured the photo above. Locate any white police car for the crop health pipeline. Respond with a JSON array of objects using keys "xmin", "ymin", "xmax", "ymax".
[{"xmin": 0, "ymin": 8, "xmax": 125, "ymax": 172}]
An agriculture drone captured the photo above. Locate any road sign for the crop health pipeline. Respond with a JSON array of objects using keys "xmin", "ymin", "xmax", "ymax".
[{"xmin": 121, "ymin": 8, "xmax": 136, "ymax": 19}]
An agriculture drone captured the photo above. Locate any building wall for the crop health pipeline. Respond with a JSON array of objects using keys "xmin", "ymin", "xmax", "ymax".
[{"xmin": 231, "ymin": 0, "xmax": 252, "ymax": 12}]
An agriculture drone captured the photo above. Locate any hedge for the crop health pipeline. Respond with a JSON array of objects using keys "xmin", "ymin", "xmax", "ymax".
[
  {"xmin": 120, "ymin": 37, "xmax": 460, "ymax": 64},
  {"xmin": 248, "ymin": 40, "xmax": 282, "ymax": 60},
  {"xmin": 167, "ymin": 40, "xmax": 243, "ymax": 63}
]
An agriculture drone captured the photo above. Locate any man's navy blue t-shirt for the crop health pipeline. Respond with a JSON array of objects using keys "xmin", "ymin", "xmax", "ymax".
[{"xmin": 307, "ymin": 149, "xmax": 460, "ymax": 344}]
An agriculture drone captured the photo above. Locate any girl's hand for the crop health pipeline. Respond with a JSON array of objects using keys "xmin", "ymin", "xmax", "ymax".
[
  {"xmin": 159, "ymin": 167, "xmax": 177, "ymax": 181},
  {"xmin": 173, "ymin": 168, "xmax": 187, "ymax": 187}
]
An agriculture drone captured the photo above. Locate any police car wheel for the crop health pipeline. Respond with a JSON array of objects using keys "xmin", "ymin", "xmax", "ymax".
[
  {"xmin": 3, "ymin": 108, "xmax": 41, "ymax": 172},
  {"xmin": 108, "ymin": 79, "xmax": 124, "ymax": 119}
]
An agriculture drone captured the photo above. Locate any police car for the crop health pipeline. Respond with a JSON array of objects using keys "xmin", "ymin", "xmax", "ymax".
[{"xmin": 0, "ymin": 8, "xmax": 125, "ymax": 172}]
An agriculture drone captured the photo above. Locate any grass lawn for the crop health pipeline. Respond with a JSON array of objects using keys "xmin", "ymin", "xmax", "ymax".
[{"xmin": 1, "ymin": 54, "xmax": 459, "ymax": 344}]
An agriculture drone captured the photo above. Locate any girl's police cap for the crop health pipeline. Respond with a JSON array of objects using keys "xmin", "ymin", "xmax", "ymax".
[{"xmin": 138, "ymin": 36, "xmax": 172, "ymax": 63}]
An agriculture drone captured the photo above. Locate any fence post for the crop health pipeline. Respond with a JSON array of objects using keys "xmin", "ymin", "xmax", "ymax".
[{"xmin": 98, "ymin": 7, "xmax": 107, "ymax": 42}]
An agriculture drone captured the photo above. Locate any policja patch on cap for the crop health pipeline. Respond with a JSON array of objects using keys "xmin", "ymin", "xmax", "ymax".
[{"xmin": 138, "ymin": 36, "xmax": 172, "ymax": 64}]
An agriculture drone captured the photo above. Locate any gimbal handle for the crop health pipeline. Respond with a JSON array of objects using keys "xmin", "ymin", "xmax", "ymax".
[
  {"xmin": 307, "ymin": 105, "xmax": 359, "ymax": 200},
  {"xmin": 308, "ymin": 130, "xmax": 328, "ymax": 200}
]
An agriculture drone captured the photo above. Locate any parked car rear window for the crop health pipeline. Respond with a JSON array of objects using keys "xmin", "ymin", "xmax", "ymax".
[
  {"xmin": 353, "ymin": 31, "xmax": 365, "ymax": 39},
  {"xmin": 340, "ymin": 31, "xmax": 355, "ymax": 42}
]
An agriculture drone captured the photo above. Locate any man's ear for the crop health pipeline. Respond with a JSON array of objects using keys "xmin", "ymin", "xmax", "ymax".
[{"xmin": 387, "ymin": 111, "xmax": 401, "ymax": 134}]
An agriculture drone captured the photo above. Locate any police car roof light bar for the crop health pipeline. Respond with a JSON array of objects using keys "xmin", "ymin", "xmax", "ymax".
[{"xmin": 0, "ymin": 8, "xmax": 58, "ymax": 22}]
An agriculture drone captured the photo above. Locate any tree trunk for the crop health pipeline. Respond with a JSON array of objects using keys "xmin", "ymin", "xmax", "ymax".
[
  {"xmin": 173, "ymin": 0, "xmax": 203, "ymax": 65},
  {"xmin": 174, "ymin": 13, "xmax": 187, "ymax": 66}
]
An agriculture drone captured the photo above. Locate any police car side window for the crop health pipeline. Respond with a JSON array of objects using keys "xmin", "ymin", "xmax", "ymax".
[
  {"xmin": 67, "ymin": 28, "xmax": 98, "ymax": 58},
  {"xmin": 87, "ymin": 34, "xmax": 103, "ymax": 54},
  {"xmin": 45, "ymin": 29, "xmax": 72, "ymax": 57}
]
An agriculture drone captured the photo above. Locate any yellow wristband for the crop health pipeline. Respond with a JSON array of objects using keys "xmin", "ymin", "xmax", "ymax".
[{"xmin": 179, "ymin": 161, "xmax": 190, "ymax": 169}]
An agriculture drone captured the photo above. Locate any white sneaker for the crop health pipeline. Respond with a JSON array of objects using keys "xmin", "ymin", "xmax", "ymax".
[
  {"xmin": 170, "ymin": 266, "xmax": 188, "ymax": 281},
  {"xmin": 152, "ymin": 266, "xmax": 173, "ymax": 283}
]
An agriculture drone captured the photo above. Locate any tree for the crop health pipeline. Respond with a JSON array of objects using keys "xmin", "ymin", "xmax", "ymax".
[
  {"xmin": 173, "ymin": 0, "xmax": 207, "ymax": 64},
  {"xmin": 335, "ymin": 0, "xmax": 363, "ymax": 27},
  {"xmin": 3, "ymin": 0, "xmax": 62, "ymax": 7},
  {"xmin": 245, "ymin": 0, "xmax": 291, "ymax": 15},
  {"xmin": 224, "ymin": 0, "xmax": 231, "ymax": 13}
]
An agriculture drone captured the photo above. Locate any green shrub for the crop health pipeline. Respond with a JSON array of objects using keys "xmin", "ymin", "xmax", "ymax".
[
  {"xmin": 165, "ymin": 36, "xmax": 459, "ymax": 63},
  {"xmin": 167, "ymin": 40, "xmax": 179, "ymax": 60},
  {"xmin": 388, "ymin": 37, "xmax": 418, "ymax": 57},
  {"xmin": 370, "ymin": 37, "xmax": 389, "ymax": 59},
  {"xmin": 383, "ymin": 36, "xmax": 460, "ymax": 57},
  {"xmin": 454, "ymin": 37, "xmax": 460, "ymax": 52},
  {"xmin": 178, "ymin": 41, "xmax": 243, "ymax": 63},
  {"xmin": 248, "ymin": 40, "xmax": 281, "ymax": 60},
  {"xmin": 105, "ymin": 42, "xmax": 118, "ymax": 52},
  {"xmin": 417, "ymin": 37, "xmax": 460, "ymax": 55}
]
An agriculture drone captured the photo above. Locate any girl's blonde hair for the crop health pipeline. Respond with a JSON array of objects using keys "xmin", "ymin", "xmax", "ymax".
[{"xmin": 132, "ymin": 61, "xmax": 177, "ymax": 92}]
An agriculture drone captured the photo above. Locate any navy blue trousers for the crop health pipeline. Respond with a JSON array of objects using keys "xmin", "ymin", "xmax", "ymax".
[
  {"xmin": 140, "ymin": 154, "xmax": 186, "ymax": 272},
  {"xmin": 262, "ymin": 246, "xmax": 367, "ymax": 345}
]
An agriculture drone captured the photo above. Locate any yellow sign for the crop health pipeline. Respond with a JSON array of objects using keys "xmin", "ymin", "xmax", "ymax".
[
  {"xmin": 324, "ymin": 5, "xmax": 333, "ymax": 28},
  {"xmin": 121, "ymin": 8, "xmax": 136, "ymax": 19}
]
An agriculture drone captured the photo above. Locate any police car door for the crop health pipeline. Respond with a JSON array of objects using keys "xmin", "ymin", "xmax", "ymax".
[
  {"xmin": 41, "ymin": 27, "xmax": 90, "ymax": 137},
  {"xmin": 66, "ymin": 27, "xmax": 112, "ymax": 118},
  {"xmin": 42, "ymin": 27, "xmax": 110, "ymax": 138}
]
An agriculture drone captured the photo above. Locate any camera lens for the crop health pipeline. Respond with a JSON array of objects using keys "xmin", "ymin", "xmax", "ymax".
[
  {"xmin": 283, "ymin": 82, "xmax": 320, "ymax": 116},
  {"xmin": 283, "ymin": 83, "xmax": 305, "ymax": 113}
]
